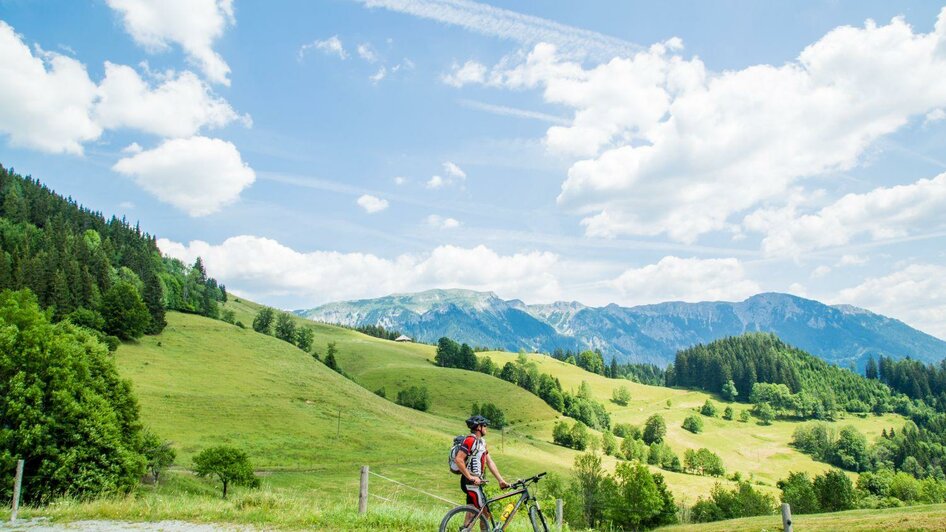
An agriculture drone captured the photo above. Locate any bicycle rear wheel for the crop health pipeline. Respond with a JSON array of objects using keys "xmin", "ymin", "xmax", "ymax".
[
  {"xmin": 439, "ymin": 505, "xmax": 490, "ymax": 532},
  {"xmin": 529, "ymin": 504, "xmax": 549, "ymax": 532}
]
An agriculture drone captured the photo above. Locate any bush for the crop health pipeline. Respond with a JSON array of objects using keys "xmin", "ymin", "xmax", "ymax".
[
  {"xmin": 700, "ymin": 399, "xmax": 718, "ymax": 417},
  {"xmin": 602, "ymin": 431, "xmax": 618, "ymax": 456},
  {"xmin": 682, "ymin": 414, "xmax": 704, "ymax": 434},
  {"xmin": 395, "ymin": 386, "xmax": 430, "ymax": 411},
  {"xmin": 141, "ymin": 429, "xmax": 176, "ymax": 484},
  {"xmin": 193, "ymin": 445, "xmax": 260, "ymax": 498},
  {"xmin": 613, "ymin": 423, "xmax": 640, "ymax": 440},
  {"xmin": 643, "ymin": 414, "xmax": 666, "ymax": 444},
  {"xmin": 0, "ymin": 289, "xmax": 146, "ymax": 502},
  {"xmin": 553, "ymin": 420, "xmax": 590, "ymax": 451},
  {"xmin": 752, "ymin": 402, "xmax": 775, "ymax": 425},
  {"xmin": 621, "ymin": 437, "xmax": 648, "ymax": 462},
  {"xmin": 374, "ymin": 387, "xmax": 386, "ymax": 398},
  {"xmin": 684, "ymin": 448, "xmax": 725, "ymax": 477},
  {"xmin": 723, "ymin": 406, "xmax": 734, "ymax": 420},
  {"xmin": 611, "ymin": 385, "xmax": 631, "ymax": 406},
  {"xmin": 777, "ymin": 471, "xmax": 820, "ymax": 514},
  {"xmin": 471, "ymin": 402, "xmax": 507, "ymax": 429},
  {"xmin": 692, "ymin": 482, "xmax": 776, "ymax": 523},
  {"xmin": 739, "ymin": 409, "xmax": 750, "ymax": 422},
  {"xmin": 100, "ymin": 280, "xmax": 151, "ymax": 340},
  {"xmin": 813, "ymin": 469, "xmax": 855, "ymax": 512}
]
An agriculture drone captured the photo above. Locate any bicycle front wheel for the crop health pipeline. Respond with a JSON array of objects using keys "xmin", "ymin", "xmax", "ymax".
[
  {"xmin": 529, "ymin": 504, "xmax": 549, "ymax": 532},
  {"xmin": 439, "ymin": 505, "xmax": 490, "ymax": 532}
]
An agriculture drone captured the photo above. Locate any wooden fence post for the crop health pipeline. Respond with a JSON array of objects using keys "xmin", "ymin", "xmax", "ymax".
[
  {"xmin": 11, "ymin": 459, "xmax": 24, "ymax": 523},
  {"xmin": 781, "ymin": 502, "xmax": 793, "ymax": 532},
  {"xmin": 555, "ymin": 498, "xmax": 563, "ymax": 531},
  {"xmin": 359, "ymin": 466, "xmax": 369, "ymax": 515}
]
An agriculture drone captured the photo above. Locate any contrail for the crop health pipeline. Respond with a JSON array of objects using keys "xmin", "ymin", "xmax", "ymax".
[{"xmin": 359, "ymin": 0, "xmax": 640, "ymax": 60}]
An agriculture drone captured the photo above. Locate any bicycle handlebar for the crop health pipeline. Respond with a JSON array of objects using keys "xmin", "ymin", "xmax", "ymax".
[{"xmin": 509, "ymin": 472, "xmax": 547, "ymax": 489}]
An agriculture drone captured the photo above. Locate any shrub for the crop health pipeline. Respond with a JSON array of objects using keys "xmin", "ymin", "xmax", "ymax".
[
  {"xmin": 682, "ymin": 414, "xmax": 704, "ymax": 434},
  {"xmin": 613, "ymin": 423, "xmax": 640, "ymax": 440},
  {"xmin": 723, "ymin": 406, "xmax": 734, "ymax": 420},
  {"xmin": 813, "ymin": 469, "xmax": 855, "ymax": 512},
  {"xmin": 700, "ymin": 399, "xmax": 718, "ymax": 417},
  {"xmin": 643, "ymin": 414, "xmax": 666, "ymax": 444},
  {"xmin": 684, "ymin": 448, "xmax": 725, "ymax": 477},
  {"xmin": 692, "ymin": 482, "xmax": 776, "ymax": 523},
  {"xmin": 621, "ymin": 437, "xmax": 648, "ymax": 462},
  {"xmin": 602, "ymin": 431, "xmax": 618, "ymax": 456},
  {"xmin": 777, "ymin": 471, "xmax": 819, "ymax": 514},
  {"xmin": 739, "ymin": 409, "xmax": 750, "ymax": 422},
  {"xmin": 611, "ymin": 386, "xmax": 631, "ymax": 406},
  {"xmin": 395, "ymin": 385, "xmax": 430, "ymax": 411}
]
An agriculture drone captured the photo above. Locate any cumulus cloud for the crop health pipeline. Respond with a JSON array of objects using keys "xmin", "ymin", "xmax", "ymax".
[
  {"xmin": 837, "ymin": 263, "xmax": 946, "ymax": 339},
  {"xmin": 442, "ymin": 60, "xmax": 487, "ymax": 87},
  {"xmin": 457, "ymin": 11, "xmax": 946, "ymax": 243},
  {"xmin": 610, "ymin": 256, "xmax": 760, "ymax": 304},
  {"xmin": 747, "ymin": 172, "xmax": 946, "ymax": 256},
  {"xmin": 299, "ymin": 36, "xmax": 347, "ymax": 60},
  {"xmin": 95, "ymin": 62, "xmax": 244, "ymax": 137},
  {"xmin": 112, "ymin": 136, "xmax": 255, "ymax": 216},
  {"xmin": 157, "ymin": 237, "xmax": 562, "ymax": 304},
  {"xmin": 0, "ymin": 21, "xmax": 100, "ymax": 154},
  {"xmin": 426, "ymin": 214, "xmax": 460, "ymax": 229},
  {"xmin": 106, "ymin": 0, "xmax": 235, "ymax": 85},
  {"xmin": 356, "ymin": 194, "xmax": 389, "ymax": 213},
  {"xmin": 426, "ymin": 175, "xmax": 445, "ymax": 189},
  {"xmin": 0, "ymin": 21, "xmax": 246, "ymax": 154}
]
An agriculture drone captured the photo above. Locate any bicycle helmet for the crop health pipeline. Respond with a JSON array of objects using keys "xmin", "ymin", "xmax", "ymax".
[{"xmin": 466, "ymin": 415, "xmax": 490, "ymax": 430}]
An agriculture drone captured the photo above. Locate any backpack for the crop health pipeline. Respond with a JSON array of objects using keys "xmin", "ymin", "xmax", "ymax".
[{"xmin": 449, "ymin": 434, "xmax": 474, "ymax": 474}]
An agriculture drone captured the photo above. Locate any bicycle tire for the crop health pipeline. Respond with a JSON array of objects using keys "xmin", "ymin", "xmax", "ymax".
[
  {"xmin": 529, "ymin": 505, "xmax": 549, "ymax": 532},
  {"xmin": 439, "ymin": 504, "xmax": 490, "ymax": 532}
]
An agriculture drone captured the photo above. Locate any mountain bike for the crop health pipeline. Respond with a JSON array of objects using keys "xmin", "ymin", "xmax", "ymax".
[{"xmin": 439, "ymin": 472, "xmax": 549, "ymax": 532}]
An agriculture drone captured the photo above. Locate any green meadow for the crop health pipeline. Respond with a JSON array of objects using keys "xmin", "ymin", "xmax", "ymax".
[{"xmin": 12, "ymin": 300, "xmax": 919, "ymax": 529}]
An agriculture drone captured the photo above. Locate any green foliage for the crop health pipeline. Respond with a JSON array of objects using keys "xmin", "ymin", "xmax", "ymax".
[
  {"xmin": 435, "ymin": 337, "xmax": 476, "ymax": 370},
  {"xmin": 620, "ymin": 437, "xmax": 648, "ymax": 462},
  {"xmin": 609, "ymin": 461, "xmax": 677, "ymax": 529},
  {"xmin": 683, "ymin": 448, "xmax": 725, "ymax": 477},
  {"xmin": 682, "ymin": 414, "xmax": 704, "ymax": 433},
  {"xmin": 295, "ymin": 326, "xmax": 315, "ymax": 352},
  {"xmin": 813, "ymin": 469, "xmax": 856, "ymax": 512},
  {"xmin": 739, "ymin": 409, "xmax": 750, "ymax": 422},
  {"xmin": 611, "ymin": 385, "xmax": 631, "ymax": 406},
  {"xmin": 552, "ymin": 420, "xmax": 591, "ymax": 451},
  {"xmin": 723, "ymin": 405, "xmax": 734, "ymax": 420},
  {"xmin": 668, "ymin": 333, "xmax": 892, "ymax": 418},
  {"xmin": 576, "ymin": 350, "xmax": 605, "ymax": 375},
  {"xmin": 700, "ymin": 399, "xmax": 718, "ymax": 417},
  {"xmin": 101, "ymin": 280, "xmax": 151, "ymax": 340},
  {"xmin": 778, "ymin": 471, "xmax": 820, "ymax": 514},
  {"xmin": 572, "ymin": 452, "xmax": 608, "ymax": 527},
  {"xmin": 601, "ymin": 431, "xmax": 617, "ymax": 456},
  {"xmin": 252, "ymin": 308, "xmax": 275, "ymax": 335},
  {"xmin": 647, "ymin": 442, "xmax": 681, "ymax": 472},
  {"xmin": 722, "ymin": 379, "xmax": 739, "ymax": 401},
  {"xmin": 395, "ymin": 385, "xmax": 430, "ymax": 411},
  {"xmin": 354, "ymin": 323, "xmax": 402, "ymax": 341},
  {"xmin": 751, "ymin": 402, "xmax": 775, "ymax": 425},
  {"xmin": 792, "ymin": 423, "xmax": 871, "ymax": 472},
  {"xmin": 274, "ymin": 312, "xmax": 296, "ymax": 343},
  {"xmin": 612, "ymin": 423, "xmax": 640, "ymax": 440},
  {"xmin": 193, "ymin": 445, "xmax": 260, "ymax": 498},
  {"xmin": 471, "ymin": 402, "xmax": 507, "ymax": 429},
  {"xmin": 0, "ymin": 289, "xmax": 145, "ymax": 502},
  {"xmin": 323, "ymin": 342, "xmax": 340, "ymax": 372},
  {"xmin": 642, "ymin": 414, "xmax": 666, "ymax": 444},
  {"xmin": 691, "ymin": 482, "xmax": 776, "ymax": 523},
  {"xmin": 141, "ymin": 429, "xmax": 176, "ymax": 484}
]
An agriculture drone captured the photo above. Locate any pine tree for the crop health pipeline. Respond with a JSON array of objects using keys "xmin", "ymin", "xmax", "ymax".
[{"xmin": 142, "ymin": 271, "xmax": 166, "ymax": 334}]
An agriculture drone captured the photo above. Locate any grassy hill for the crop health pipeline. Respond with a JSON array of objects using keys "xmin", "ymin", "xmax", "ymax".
[{"xmin": 14, "ymin": 298, "xmax": 912, "ymax": 529}]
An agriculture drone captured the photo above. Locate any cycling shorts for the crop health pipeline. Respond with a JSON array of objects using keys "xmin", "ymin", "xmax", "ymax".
[{"xmin": 460, "ymin": 476, "xmax": 486, "ymax": 509}]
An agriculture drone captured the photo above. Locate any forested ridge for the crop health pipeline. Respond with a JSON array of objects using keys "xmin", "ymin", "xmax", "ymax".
[{"xmin": 0, "ymin": 164, "xmax": 224, "ymax": 336}]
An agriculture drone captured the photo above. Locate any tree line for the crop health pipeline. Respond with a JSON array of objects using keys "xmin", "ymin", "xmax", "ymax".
[{"xmin": 550, "ymin": 347, "xmax": 666, "ymax": 385}]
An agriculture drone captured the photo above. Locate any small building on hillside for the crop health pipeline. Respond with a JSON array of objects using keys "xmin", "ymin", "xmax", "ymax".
[{"xmin": 394, "ymin": 334, "xmax": 413, "ymax": 343}]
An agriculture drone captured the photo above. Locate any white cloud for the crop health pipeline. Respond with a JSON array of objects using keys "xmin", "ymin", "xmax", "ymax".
[
  {"xmin": 426, "ymin": 214, "xmax": 460, "ymax": 229},
  {"xmin": 360, "ymin": 0, "xmax": 639, "ymax": 61},
  {"xmin": 95, "ymin": 62, "xmax": 244, "ymax": 138},
  {"xmin": 112, "ymin": 136, "xmax": 255, "ymax": 216},
  {"xmin": 357, "ymin": 43, "xmax": 378, "ymax": 62},
  {"xmin": 748, "ymin": 172, "xmax": 946, "ymax": 256},
  {"xmin": 356, "ymin": 194, "xmax": 389, "ymax": 213},
  {"xmin": 926, "ymin": 108, "xmax": 946, "ymax": 124},
  {"xmin": 837, "ymin": 263, "xmax": 946, "ymax": 339},
  {"xmin": 462, "ymin": 11, "xmax": 946, "ymax": 243},
  {"xmin": 118, "ymin": 201, "xmax": 135, "ymax": 209},
  {"xmin": 106, "ymin": 0, "xmax": 234, "ymax": 85},
  {"xmin": 157, "ymin": 237, "xmax": 562, "ymax": 304},
  {"xmin": 122, "ymin": 142, "xmax": 143, "ymax": 154},
  {"xmin": 458, "ymin": 99, "xmax": 570, "ymax": 125},
  {"xmin": 442, "ymin": 60, "xmax": 487, "ymax": 87},
  {"xmin": 443, "ymin": 161, "xmax": 466, "ymax": 179},
  {"xmin": 0, "ymin": 21, "xmax": 100, "ymax": 154},
  {"xmin": 610, "ymin": 256, "xmax": 760, "ymax": 304},
  {"xmin": 426, "ymin": 175, "xmax": 445, "ymax": 189},
  {"xmin": 299, "ymin": 36, "xmax": 347, "ymax": 60},
  {"xmin": 811, "ymin": 265, "xmax": 832, "ymax": 278},
  {"xmin": 393, "ymin": 176, "xmax": 407, "ymax": 185},
  {"xmin": 369, "ymin": 66, "xmax": 387, "ymax": 83},
  {"xmin": 838, "ymin": 254, "xmax": 868, "ymax": 267}
]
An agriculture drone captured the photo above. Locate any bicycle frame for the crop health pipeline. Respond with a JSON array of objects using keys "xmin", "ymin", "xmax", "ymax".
[{"xmin": 468, "ymin": 483, "xmax": 541, "ymax": 531}]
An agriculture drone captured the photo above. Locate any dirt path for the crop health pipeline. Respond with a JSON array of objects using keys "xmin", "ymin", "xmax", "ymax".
[{"xmin": 6, "ymin": 519, "xmax": 257, "ymax": 531}]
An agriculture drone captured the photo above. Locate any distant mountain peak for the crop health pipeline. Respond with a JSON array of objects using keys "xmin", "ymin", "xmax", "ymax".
[{"xmin": 297, "ymin": 289, "xmax": 946, "ymax": 367}]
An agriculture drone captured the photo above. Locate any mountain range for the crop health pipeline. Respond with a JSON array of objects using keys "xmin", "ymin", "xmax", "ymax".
[{"xmin": 296, "ymin": 289, "xmax": 946, "ymax": 368}]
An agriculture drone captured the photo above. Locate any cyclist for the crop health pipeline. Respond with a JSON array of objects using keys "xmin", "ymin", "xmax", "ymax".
[{"xmin": 456, "ymin": 415, "xmax": 510, "ymax": 518}]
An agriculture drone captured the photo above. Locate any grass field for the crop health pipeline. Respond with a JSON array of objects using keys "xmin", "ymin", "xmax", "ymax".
[
  {"xmin": 660, "ymin": 502, "xmax": 946, "ymax": 531},
  {"xmin": 14, "ymin": 299, "xmax": 923, "ymax": 529}
]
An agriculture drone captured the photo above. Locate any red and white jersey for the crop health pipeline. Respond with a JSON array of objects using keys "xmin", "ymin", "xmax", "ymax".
[{"xmin": 461, "ymin": 435, "xmax": 488, "ymax": 479}]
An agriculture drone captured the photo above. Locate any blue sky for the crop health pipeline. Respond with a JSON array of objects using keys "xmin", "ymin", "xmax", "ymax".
[{"xmin": 2, "ymin": 0, "xmax": 946, "ymax": 339}]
